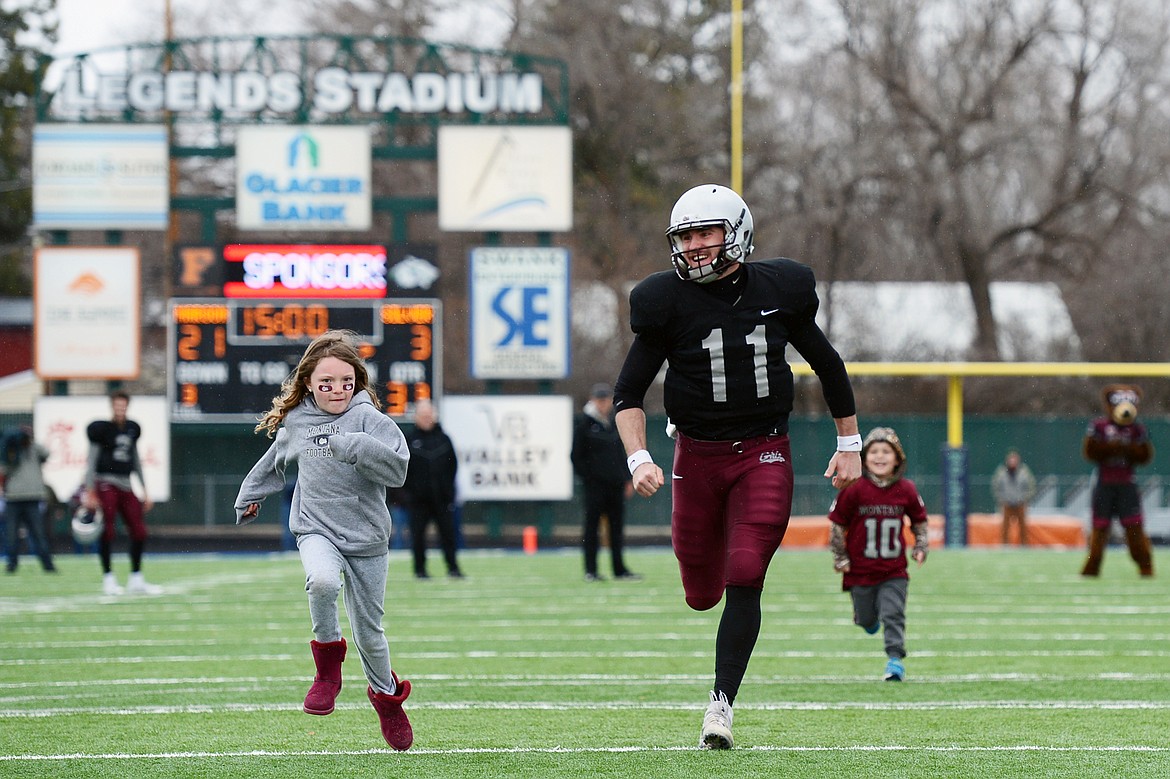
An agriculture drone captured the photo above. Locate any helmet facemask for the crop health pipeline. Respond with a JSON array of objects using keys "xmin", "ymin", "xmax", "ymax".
[
  {"xmin": 666, "ymin": 184, "xmax": 754, "ymax": 283},
  {"xmin": 668, "ymin": 219, "xmax": 747, "ymax": 283}
]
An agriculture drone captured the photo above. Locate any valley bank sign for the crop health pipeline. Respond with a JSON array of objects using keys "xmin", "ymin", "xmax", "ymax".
[{"xmin": 52, "ymin": 66, "xmax": 546, "ymax": 118}]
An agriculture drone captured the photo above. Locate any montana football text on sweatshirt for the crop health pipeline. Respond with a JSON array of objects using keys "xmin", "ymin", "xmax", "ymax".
[{"xmin": 234, "ymin": 393, "xmax": 410, "ymax": 556}]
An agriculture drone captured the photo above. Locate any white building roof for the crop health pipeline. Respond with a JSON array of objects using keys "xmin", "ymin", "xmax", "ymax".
[{"xmin": 814, "ymin": 281, "xmax": 1081, "ymax": 362}]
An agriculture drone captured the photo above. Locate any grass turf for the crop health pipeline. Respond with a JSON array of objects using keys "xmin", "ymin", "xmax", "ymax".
[{"xmin": 1, "ymin": 543, "xmax": 1167, "ymax": 778}]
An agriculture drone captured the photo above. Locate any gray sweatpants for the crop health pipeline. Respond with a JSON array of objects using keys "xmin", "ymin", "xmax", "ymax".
[
  {"xmin": 297, "ymin": 533, "xmax": 396, "ymax": 694},
  {"xmin": 850, "ymin": 577, "xmax": 909, "ymax": 660}
]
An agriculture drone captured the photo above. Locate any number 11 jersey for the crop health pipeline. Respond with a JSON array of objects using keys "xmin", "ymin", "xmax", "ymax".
[{"xmin": 621, "ymin": 257, "xmax": 855, "ymax": 441}]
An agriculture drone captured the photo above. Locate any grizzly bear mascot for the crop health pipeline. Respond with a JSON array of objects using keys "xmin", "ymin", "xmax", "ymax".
[{"xmin": 1081, "ymin": 384, "xmax": 1155, "ymax": 577}]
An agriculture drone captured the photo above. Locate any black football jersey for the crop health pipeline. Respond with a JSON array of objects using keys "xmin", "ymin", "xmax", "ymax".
[
  {"xmin": 615, "ymin": 258, "xmax": 854, "ymax": 440},
  {"xmin": 87, "ymin": 419, "xmax": 142, "ymax": 477}
]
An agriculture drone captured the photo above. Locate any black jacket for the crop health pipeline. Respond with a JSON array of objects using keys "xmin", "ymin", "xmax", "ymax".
[
  {"xmin": 403, "ymin": 423, "xmax": 458, "ymax": 508},
  {"xmin": 571, "ymin": 405, "xmax": 630, "ymax": 487}
]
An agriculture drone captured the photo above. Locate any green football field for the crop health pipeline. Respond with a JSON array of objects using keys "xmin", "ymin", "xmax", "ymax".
[{"xmin": 1, "ymin": 544, "xmax": 1166, "ymax": 778}]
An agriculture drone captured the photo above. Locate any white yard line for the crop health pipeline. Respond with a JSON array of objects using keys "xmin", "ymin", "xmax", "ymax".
[
  {"xmin": 2, "ymin": 744, "xmax": 1167, "ymax": 761},
  {"xmin": 4, "ymin": 699, "xmax": 1170, "ymax": 718}
]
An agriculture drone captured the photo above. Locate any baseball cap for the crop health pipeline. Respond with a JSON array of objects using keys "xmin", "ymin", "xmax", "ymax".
[{"xmin": 590, "ymin": 383, "xmax": 613, "ymax": 398}]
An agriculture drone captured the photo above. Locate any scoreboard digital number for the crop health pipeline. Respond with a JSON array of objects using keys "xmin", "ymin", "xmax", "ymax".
[{"xmin": 168, "ymin": 298, "xmax": 441, "ymax": 422}]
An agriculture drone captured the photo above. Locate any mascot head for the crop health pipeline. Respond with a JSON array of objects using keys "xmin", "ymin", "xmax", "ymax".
[{"xmin": 1102, "ymin": 383, "xmax": 1142, "ymax": 426}]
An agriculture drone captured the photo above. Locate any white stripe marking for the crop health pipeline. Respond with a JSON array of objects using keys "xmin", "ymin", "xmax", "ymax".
[
  {"xmin": 1, "ymin": 744, "xmax": 1167, "ymax": 761},
  {"xmin": 3, "ymin": 699, "xmax": 1168, "ymax": 718}
]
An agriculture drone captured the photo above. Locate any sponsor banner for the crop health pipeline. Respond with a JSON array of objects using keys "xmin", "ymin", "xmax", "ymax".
[
  {"xmin": 470, "ymin": 247, "xmax": 570, "ymax": 380},
  {"xmin": 443, "ymin": 395, "xmax": 572, "ymax": 501},
  {"xmin": 438, "ymin": 125, "xmax": 572, "ymax": 232},
  {"xmin": 34, "ymin": 247, "xmax": 140, "ymax": 379},
  {"xmin": 223, "ymin": 244, "xmax": 387, "ymax": 298},
  {"xmin": 236, "ymin": 126, "xmax": 371, "ymax": 231},
  {"xmin": 33, "ymin": 395, "xmax": 171, "ymax": 503},
  {"xmin": 32, "ymin": 124, "xmax": 169, "ymax": 230}
]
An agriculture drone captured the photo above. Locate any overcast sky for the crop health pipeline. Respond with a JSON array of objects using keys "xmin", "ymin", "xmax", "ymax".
[
  {"xmin": 52, "ymin": 0, "xmax": 510, "ymax": 56},
  {"xmin": 54, "ymin": 0, "xmax": 308, "ymax": 55}
]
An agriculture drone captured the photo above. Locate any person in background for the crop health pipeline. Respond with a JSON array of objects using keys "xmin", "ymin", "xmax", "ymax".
[
  {"xmin": 991, "ymin": 448, "xmax": 1037, "ymax": 546},
  {"xmin": 0, "ymin": 426, "xmax": 57, "ymax": 574},
  {"xmin": 235, "ymin": 329, "xmax": 415, "ymax": 750},
  {"xmin": 829, "ymin": 427, "xmax": 928, "ymax": 682},
  {"xmin": 84, "ymin": 391, "xmax": 160, "ymax": 595},
  {"xmin": 614, "ymin": 183, "xmax": 861, "ymax": 749},
  {"xmin": 402, "ymin": 399, "xmax": 463, "ymax": 579},
  {"xmin": 572, "ymin": 382, "xmax": 639, "ymax": 582}
]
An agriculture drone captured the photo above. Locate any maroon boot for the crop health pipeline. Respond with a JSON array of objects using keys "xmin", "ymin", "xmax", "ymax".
[
  {"xmin": 303, "ymin": 638, "xmax": 346, "ymax": 715},
  {"xmin": 1124, "ymin": 524, "xmax": 1155, "ymax": 577},
  {"xmin": 1081, "ymin": 527, "xmax": 1109, "ymax": 577},
  {"xmin": 367, "ymin": 672, "xmax": 413, "ymax": 751}
]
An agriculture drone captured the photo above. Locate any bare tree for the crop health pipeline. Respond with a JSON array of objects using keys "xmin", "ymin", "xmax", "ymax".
[
  {"xmin": 294, "ymin": 0, "xmax": 433, "ymax": 39},
  {"xmin": 486, "ymin": 0, "xmax": 773, "ymax": 398},
  {"xmin": 757, "ymin": 0, "xmax": 1170, "ymax": 362}
]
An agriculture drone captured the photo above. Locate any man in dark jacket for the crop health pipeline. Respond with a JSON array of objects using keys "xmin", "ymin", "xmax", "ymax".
[
  {"xmin": 403, "ymin": 399, "xmax": 463, "ymax": 579},
  {"xmin": 571, "ymin": 383, "xmax": 639, "ymax": 582}
]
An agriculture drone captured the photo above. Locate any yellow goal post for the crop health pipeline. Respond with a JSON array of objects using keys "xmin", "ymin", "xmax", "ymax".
[
  {"xmin": 791, "ymin": 362, "xmax": 1170, "ymax": 446},
  {"xmin": 792, "ymin": 361, "xmax": 1170, "ymax": 544}
]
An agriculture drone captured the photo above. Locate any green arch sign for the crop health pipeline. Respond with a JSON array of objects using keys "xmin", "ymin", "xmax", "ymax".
[{"xmin": 38, "ymin": 33, "xmax": 569, "ymax": 128}]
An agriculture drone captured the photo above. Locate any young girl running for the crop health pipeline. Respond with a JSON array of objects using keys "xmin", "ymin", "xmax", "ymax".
[{"xmin": 235, "ymin": 330, "xmax": 414, "ymax": 750}]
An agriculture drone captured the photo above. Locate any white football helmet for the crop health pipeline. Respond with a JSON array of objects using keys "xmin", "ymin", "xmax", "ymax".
[
  {"xmin": 71, "ymin": 505, "xmax": 104, "ymax": 546},
  {"xmin": 666, "ymin": 184, "xmax": 754, "ymax": 283}
]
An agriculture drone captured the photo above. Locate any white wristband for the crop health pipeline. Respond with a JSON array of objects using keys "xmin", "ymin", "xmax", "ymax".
[
  {"xmin": 836, "ymin": 435, "xmax": 863, "ymax": 452},
  {"xmin": 627, "ymin": 449, "xmax": 654, "ymax": 474}
]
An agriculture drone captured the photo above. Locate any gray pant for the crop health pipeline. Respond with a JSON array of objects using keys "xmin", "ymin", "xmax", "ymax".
[
  {"xmin": 297, "ymin": 533, "xmax": 396, "ymax": 694},
  {"xmin": 851, "ymin": 577, "xmax": 909, "ymax": 660}
]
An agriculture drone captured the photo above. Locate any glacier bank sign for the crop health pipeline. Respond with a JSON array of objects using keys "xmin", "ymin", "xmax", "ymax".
[{"xmin": 236, "ymin": 126, "xmax": 371, "ymax": 231}]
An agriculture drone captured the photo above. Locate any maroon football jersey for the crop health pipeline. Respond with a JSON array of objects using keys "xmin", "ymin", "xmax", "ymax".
[
  {"xmin": 1085, "ymin": 417, "xmax": 1149, "ymax": 484},
  {"xmin": 829, "ymin": 476, "xmax": 928, "ymax": 589}
]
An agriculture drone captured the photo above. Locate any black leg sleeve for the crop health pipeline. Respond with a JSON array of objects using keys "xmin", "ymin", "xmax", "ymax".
[{"xmin": 713, "ymin": 585, "xmax": 762, "ymax": 706}]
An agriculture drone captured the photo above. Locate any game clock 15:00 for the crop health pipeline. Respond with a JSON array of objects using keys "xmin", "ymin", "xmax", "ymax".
[{"xmin": 168, "ymin": 298, "xmax": 440, "ymax": 422}]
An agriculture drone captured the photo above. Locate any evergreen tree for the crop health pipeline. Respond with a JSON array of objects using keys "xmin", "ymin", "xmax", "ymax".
[{"xmin": 0, "ymin": 0, "xmax": 56, "ymax": 295}]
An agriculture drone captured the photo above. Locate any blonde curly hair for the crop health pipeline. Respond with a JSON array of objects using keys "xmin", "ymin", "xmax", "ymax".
[{"xmin": 254, "ymin": 329, "xmax": 381, "ymax": 437}]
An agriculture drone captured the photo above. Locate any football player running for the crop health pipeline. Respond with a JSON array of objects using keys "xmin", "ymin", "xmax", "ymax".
[{"xmin": 613, "ymin": 184, "xmax": 861, "ymax": 749}]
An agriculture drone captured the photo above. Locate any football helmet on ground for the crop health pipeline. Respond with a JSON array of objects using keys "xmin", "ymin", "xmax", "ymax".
[{"xmin": 667, "ymin": 184, "xmax": 754, "ymax": 283}]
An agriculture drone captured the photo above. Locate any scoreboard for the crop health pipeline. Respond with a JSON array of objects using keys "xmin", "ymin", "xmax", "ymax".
[{"xmin": 168, "ymin": 298, "xmax": 441, "ymax": 422}]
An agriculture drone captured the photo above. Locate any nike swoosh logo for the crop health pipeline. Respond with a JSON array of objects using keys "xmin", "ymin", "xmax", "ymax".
[
  {"xmin": 761, "ymin": 308, "xmax": 779, "ymax": 316},
  {"xmin": 671, "ymin": 473, "xmax": 683, "ymax": 480}
]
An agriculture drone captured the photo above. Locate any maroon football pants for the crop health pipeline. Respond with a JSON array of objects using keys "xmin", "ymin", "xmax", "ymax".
[
  {"xmin": 96, "ymin": 483, "xmax": 148, "ymax": 543},
  {"xmin": 670, "ymin": 432, "xmax": 793, "ymax": 611}
]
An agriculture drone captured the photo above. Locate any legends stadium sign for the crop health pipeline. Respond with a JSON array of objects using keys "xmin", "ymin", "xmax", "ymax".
[{"xmin": 53, "ymin": 67, "xmax": 544, "ymax": 118}]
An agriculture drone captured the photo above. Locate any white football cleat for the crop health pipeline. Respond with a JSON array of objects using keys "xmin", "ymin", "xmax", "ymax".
[
  {"xmin": 699, "ymin": 690, "xmax": 734, "ymax": 749},
  {"xmin": 102, "ymin": 573, "xmax": 124, "ymax": 596},
  {"xmin": 127, "ymin": 572, "xmax": 163, "ymax": 595}
]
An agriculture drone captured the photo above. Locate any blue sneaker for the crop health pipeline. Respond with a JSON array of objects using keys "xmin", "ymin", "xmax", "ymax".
[
  {"xmin": 884, "ymin": 658, "xmax": 905, "ymax": 682},
  {"xmin": 864, "ymin": 621, "xmax": 880, "ymax": 635}
]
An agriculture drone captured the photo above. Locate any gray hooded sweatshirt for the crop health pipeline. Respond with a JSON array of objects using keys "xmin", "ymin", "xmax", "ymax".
[{"xmin": 234, "ymin": 392, "xmax": 409, "ymax": 556}]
